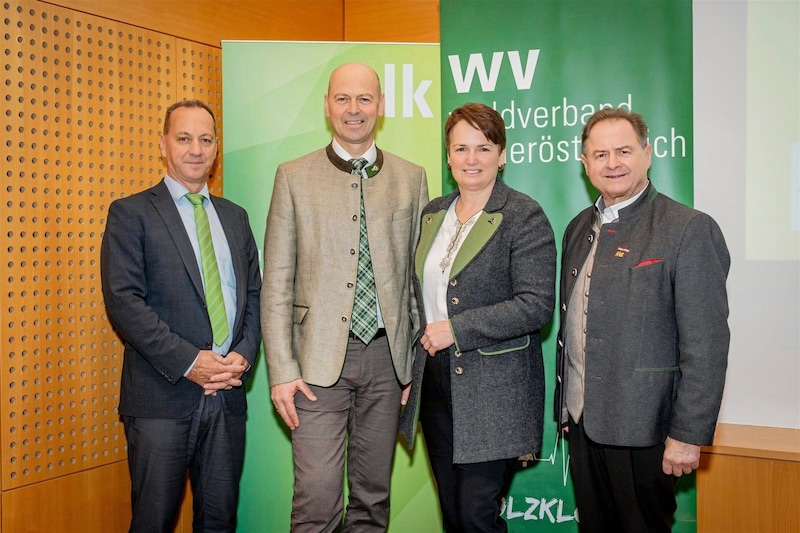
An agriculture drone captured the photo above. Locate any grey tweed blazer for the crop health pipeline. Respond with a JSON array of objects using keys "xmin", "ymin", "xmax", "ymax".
[
  {"xmin": 555, "ymin": 183, "xmax": 730, "ymax": 447},
  {"xmin": 401, "ymin": 179, "xmax": 556, "ymax": 464}
]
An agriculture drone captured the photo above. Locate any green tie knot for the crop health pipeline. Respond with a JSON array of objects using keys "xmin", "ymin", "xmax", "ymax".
[
  {"xmin": 186, "ymin": 192, "xmax": 205, "ymax": 207},
  {"xmin": 351, "ymin": 158, "xmax": 369, "ymax": 175}
]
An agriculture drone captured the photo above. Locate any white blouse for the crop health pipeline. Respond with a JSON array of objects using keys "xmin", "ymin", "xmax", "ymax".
[{"xmin": 422, "ymin": 198, "xmax": 483, "ymax": 324}]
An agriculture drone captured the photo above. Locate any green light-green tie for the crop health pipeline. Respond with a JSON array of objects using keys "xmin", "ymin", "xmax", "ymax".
[
  {"xmin": 186, "ymin": 193, "xmax": 229, "ymax": 346},
  {"xmin": 350, "ymin": 158, "xmax": 379, "ymax": 344}
]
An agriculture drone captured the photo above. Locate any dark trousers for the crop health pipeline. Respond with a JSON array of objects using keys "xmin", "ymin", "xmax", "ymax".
[
  {"xmin": 420, "ymin": 350, "xmax": 516, "ymax": 533},
  {"xmin": 123, "ymin": 394, "xmax": 245, "ymax": 533},
  {"xmin": 568, "ymin": 416, "xmax": 677, "ymax": 533},
  {"xmin": 290, "ymin": 335, "xmax": 401, "ymax": 533}
]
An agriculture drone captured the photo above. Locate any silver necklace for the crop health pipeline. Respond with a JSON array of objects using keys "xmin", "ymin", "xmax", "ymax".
[{"xmin": 439, "ymin": 213, "xmax": 479, "ymax": 273}]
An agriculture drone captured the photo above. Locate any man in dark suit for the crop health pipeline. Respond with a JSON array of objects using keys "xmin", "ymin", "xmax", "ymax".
[
  {"xmin": 100, "ymin": 99, "xmax": 262, "ymax": 532},
  {"xmin": 555, "ymin": 108, "xmax": 730, "ymax": 532}
]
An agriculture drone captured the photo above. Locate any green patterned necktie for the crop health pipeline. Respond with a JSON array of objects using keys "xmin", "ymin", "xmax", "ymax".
[
  {"xmin": 186, "ymin": 193, "xmax": 229, "ymax": 346},
  {"xmin": 350, "ymin": 158, "xmax": 379, "ymax": 344}
]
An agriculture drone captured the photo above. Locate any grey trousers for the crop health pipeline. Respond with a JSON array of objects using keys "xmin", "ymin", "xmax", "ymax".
[{"xmin": 290, "ymin": 335, "xmax": 402, "ymax": 533}]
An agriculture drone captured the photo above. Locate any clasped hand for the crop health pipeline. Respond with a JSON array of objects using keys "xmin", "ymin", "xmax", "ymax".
[
  {"xmin": 420, "ymin": 320, "xmax": 454, "ymax": 356},
  {"xmin": 187, "ymin": 350, "xmax": 250, "ymax": 396}
]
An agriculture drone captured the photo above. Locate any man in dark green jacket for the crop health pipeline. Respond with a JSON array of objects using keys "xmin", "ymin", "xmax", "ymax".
[{"xmin": 555, "ymin": 108, "xmax": 730, "ymax": 533}]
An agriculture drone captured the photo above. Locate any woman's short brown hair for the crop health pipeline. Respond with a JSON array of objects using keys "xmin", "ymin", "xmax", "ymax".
[{"xmin": 444, "ymin": 102, "xmax": 506, "ymax": 152}]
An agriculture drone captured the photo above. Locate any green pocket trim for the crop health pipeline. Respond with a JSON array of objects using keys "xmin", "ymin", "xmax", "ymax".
[{"xmin": 477, "ymin": 335, "xmax": 530, "ymax": 356}]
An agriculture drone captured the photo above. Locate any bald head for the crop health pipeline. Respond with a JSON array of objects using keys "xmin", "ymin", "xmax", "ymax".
[
  {"xmin": 327, "ymin": 62, "xmax": 382, "ymax": 96},
  {"xmin": 324, "ymin": 62, "xmax": 385, "ymax": 155}
]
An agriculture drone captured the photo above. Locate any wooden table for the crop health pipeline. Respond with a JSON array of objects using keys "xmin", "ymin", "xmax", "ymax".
[{"xmin": 697, "ymin": 423, "xmax": 800, "ymax": 532}]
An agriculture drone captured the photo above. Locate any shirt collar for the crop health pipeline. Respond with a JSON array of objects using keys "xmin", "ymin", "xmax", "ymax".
[
  {"xmin": 164, "ymin": 175, "xmax": 210, "ymax": 203},
  {"xmin": 331, "ymin": 139, "xmax": 377, "ymax": 165},
  {"xmin": 594, "ymin": 180, "xmax": 649, "ymax": 224}
]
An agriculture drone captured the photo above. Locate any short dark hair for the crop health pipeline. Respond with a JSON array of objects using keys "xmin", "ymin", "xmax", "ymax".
[
  {"xmin": 163, "ymin": 99, "xmax": 216, "ymax": 135},
  {"xmin": 581, "ymin": 108, "xmax": 648, "ymax": 153},
  {"xmin": 444, "ymin": 102, "xmax": 507, "ymax": 152}
]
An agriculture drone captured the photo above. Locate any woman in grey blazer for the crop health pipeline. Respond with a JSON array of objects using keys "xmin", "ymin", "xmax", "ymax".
[{"xmin": 401, "ymin": 103, "xmax": 556, "ymax": 532}]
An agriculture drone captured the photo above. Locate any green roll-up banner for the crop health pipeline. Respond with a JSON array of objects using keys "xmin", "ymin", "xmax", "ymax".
[
  {"xmin": 440, "ymin": 1, "xmax": 695, "ymax": 532},
  {"xmin": 222, "ymin": 41, "xmax": 443, "ymax": 533}
]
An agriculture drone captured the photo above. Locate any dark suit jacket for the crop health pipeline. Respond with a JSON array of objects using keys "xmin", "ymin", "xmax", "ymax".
[
  {"xmin": 400, "ymin": 180, "xmax": 556, "ymax": 464},
  {"xmin": 101, "ymin": 179, "xmax": 262, "ymax": 418},
  {"xmin": 555, "ymin": 183, "xmax": 730, "ymax": 447}
]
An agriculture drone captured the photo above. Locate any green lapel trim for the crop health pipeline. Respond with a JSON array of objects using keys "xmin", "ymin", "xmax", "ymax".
[
  {"xmin": 449, "ymin": 211, "xmax": 503, "ymax": 278},
  {"xmin": 364, "ymin": 162, "xmax": 380, "ymax": 178},
  {"xmin": 415, "ymin": 210, "xmax": 447, "ymax": 286}
]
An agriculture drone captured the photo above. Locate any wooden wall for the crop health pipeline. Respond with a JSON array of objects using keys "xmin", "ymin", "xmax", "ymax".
[
  {"xmin": 1, "ymin": 1, "xmax": 438, "ymax": 531},
  {"xmin": 40, "ymin": 0, "xmax": 441, "ymax": 46}
]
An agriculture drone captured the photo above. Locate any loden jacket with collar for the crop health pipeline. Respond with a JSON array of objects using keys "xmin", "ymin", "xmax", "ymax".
[
  {"xmin": 262, "ymin": 144, "xmax": 429, "ymax": 388},
  {"xmin": 401, "ymin": 179, "xmax": 556, "ymax": 464},
  {"xmin": 555, "ymin": 183, "xmax": 730, "ymax": 447}
]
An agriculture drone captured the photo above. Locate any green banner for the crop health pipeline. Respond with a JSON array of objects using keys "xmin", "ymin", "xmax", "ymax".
[
  {"xmin": 440, "ymin": 1, "xmax": 695, "ymax": 531},
  {"xmin": 222, "ymin": 41, "xmax": 443, "ymax": 532}
]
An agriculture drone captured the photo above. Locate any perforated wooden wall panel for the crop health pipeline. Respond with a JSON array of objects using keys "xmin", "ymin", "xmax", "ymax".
[
  {"xmin": 177, "ymin": 39, "xmax": 223, "ymax": 194},
  {"xmin": 1, "ymin": 0, "xmax": 222, "ymax": 495}
]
